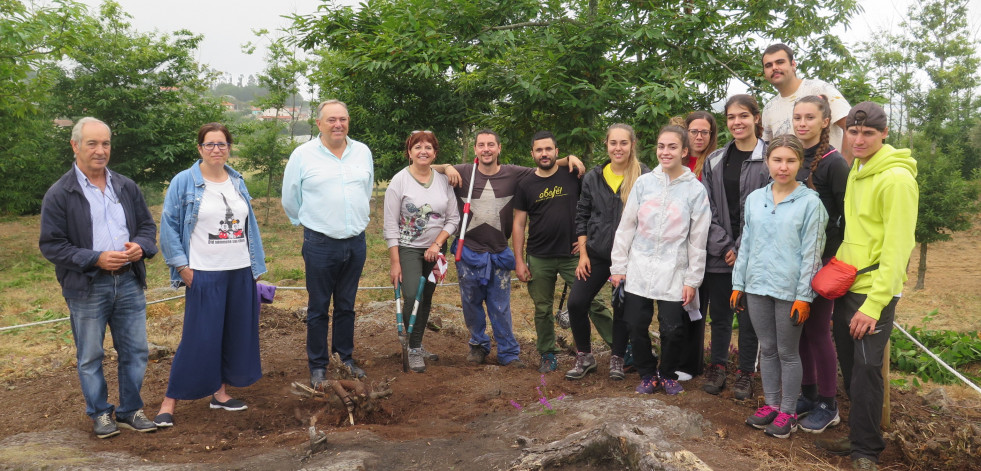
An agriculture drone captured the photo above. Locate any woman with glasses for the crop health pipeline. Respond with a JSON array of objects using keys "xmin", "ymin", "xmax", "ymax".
[
  {"xmin": 384, "ymin": 130, "xmax": 460, "ymax": 373},
  {"xmin": 685, "ymin": 111, "xmax": 718, "ymax": 180},
  {"xmin": 154, "ymin": 123, "xmax": 266, "ymax": 427},
  {"xmin": 675, "ymin": 111, "xmax": 719, "ymax": 381}
]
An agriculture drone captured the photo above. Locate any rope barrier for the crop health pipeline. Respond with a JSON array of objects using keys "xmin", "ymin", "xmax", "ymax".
[
  {"xmin": 893, "ymin": 324, "xmax": 981, "ymax": 397},
  {"xmin": 0, "ymin": 282, "xmax": 463, "ymax": 332}
]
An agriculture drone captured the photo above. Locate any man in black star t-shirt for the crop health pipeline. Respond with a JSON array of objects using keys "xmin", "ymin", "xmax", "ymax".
[{"xmin": 514, "ymin": 131, "xmax": 614, "ymax": 374}]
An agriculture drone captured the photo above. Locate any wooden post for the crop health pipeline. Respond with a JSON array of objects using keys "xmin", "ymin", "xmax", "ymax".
[{"xmin": 882, "ymin": 339, "xmax": 891, "ymax": 429}]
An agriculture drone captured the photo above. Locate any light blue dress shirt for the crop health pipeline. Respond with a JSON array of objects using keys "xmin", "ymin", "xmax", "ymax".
[
  {"xmin": 73, "ymin": 163, "xmax": 130, "ymax": 253},
  {"xmin": 281, "ymin": 135, "xmax": 374, "ymax": 238}
]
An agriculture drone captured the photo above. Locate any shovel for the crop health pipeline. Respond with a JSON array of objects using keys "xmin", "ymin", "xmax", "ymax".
[{"xmin": 394, "ymin": 283, "xmax": 408, "ymax": 372}]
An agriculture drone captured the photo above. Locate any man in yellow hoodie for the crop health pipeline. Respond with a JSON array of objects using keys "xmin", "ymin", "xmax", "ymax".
[{"xmin": 816, "ymin": 102, "xmax": 918, "ymax": 470}]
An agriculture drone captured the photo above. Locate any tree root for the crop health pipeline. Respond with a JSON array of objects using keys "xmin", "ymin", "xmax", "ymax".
[{"xmin": 290, "ymin": 376, "xmax": 396, "ymax": 454}]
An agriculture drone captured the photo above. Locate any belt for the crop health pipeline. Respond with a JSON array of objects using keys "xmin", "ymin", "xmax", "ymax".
[{"xmin": 100, "ymin": 264, "xmax": 132, "ymax": 276}]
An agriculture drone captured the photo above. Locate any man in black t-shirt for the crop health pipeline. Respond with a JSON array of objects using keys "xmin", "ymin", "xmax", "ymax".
[{"xmin": 514, "ymin": 131, "xmax": 613, "ymax": 373}]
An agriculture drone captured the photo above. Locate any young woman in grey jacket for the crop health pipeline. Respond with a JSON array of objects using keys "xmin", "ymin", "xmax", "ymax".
[{"xmin": 699, "ymin": 95, "xmax": 770, "ymax": 399}]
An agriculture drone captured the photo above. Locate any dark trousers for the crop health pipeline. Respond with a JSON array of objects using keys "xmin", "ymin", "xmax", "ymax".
[
  {"xmin": 623, "ymin": 292, "xmax": 686, "ymax": 380},
  {"xmin": 567, "ymin": 256, "xmax": 628, "ymax": 356},
  {"xmin": 833, "ymin": 291, "xmax": 898, "ymax": 463},
  {"xmin": 679, "ymin": 287, "xmax": 707, "ymax": 376},
  {"xmin": 703, "ymin": 272, "xmax": 758, "ymax": 373},
  {"xmin": 397, "ymin": 247, "xmax": 437, "ymax": 349},
  {"xmin": 166, "ymin": 267, "xmax": 261, "ymax": 399},
  {"xmin": 303, "ymin": 229, "xmax": 367, "ymax": 371}
]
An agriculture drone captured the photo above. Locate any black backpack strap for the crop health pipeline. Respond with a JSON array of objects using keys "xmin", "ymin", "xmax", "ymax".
[{"xmin": 856, "ymin": 263, "xmax": 879, "ymax": 275}]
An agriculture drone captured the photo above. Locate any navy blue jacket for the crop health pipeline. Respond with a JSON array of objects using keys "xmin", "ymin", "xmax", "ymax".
[{"xmin": 39, "ymin": 168, "xmax": 158, "ymax": 299}]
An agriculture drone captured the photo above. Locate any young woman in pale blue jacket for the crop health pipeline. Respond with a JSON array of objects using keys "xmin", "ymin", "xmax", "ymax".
[
  {"xmin": 610, "ymin": 126, "xmax": 711, "ymax": 396},
  {"xmin": 732, "ymin": 134, "xmax": 827, "ymax": 439}
]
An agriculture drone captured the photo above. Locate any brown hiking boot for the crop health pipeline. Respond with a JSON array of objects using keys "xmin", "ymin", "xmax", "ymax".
[
  {"xmin": 733, "ymin": 370, "xmax": 754, "ymax": 400},
  {"xmin": 701, "ymin": 363, "xmax": 726, "ymax": 395},
  {"xmin": 815, "ymin": 435, "xmax": 851, "ymax": 456}
]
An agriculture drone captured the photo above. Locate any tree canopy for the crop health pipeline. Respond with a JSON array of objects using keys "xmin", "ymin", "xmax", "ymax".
[{"xmin": 291, "ymin": 0, "xmax": 864, "ymax": 179}]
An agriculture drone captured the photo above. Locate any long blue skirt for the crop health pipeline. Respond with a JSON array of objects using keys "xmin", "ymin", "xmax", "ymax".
[{"xmin": 165, "ymin": 267, "xmax": 262, "ymax": 400}]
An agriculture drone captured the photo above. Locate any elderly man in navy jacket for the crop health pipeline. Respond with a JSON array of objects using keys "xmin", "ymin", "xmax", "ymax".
[{"xmin": 39, "ymin": 117, "xmax": 159, "ymax": 439}]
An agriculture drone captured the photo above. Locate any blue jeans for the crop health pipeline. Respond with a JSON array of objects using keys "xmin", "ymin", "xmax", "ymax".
[
  {"xmin": 66, "ymin": 271, "xmax": 149, "ymax": 419},
  {"xmin": 303, "ymin": 229, "xmax": 366, "ymax": 371},
  {"xmin": 456, "ymin": 259, "xmax": 520, "ymax": 364}
]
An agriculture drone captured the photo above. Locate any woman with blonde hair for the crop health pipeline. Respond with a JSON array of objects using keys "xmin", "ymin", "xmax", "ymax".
[{"xmin": 565, "ymin": 123, "xmax": 649, "ymax": 381}]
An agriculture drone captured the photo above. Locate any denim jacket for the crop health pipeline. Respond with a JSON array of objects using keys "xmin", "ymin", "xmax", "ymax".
[{"xmin": 160, "ymin": 161, "xmax": 266, "ymax": 287}]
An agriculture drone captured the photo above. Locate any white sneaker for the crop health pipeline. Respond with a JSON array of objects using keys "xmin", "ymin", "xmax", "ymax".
[{"xmin": 675, "ymin": 371, "xmax": 693, "ymax": 381}]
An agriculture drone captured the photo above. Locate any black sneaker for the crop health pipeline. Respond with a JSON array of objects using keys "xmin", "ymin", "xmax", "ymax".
[
  {"xmin": 210, "ymin": 396, "xmax": 248, "ymax": 411},
  {"xmin": 93, "ymin": 412, "xmax": 120, "ymax": 439},
  {"xmin": 343, "ymin": 360, "xmax": 367, "ymax": 379},
  {"xmin": 153, "ymin": 412, "xmax": 174, "ymax": 428},
  {"xmin": 467, "ymin": 345, "xmax": 487, "ymax": 364},
  {"xmin": 310, "ymin": 368, "xmax": 327, "ymax": 389},
  {"xmin": 116, "ymin": 410, "xmax": 157, "ymax": 433},
  {"xmin": 732, "ymin": 370, "xmax": 754, "ymax": 400},
  {"xmin": 701, "ymin": 364, "xmax": 726, "ymax": 395}
]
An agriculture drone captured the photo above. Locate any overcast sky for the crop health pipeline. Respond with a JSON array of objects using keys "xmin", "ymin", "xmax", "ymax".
[{"xmin": 77, "ymin": 0, "xmax": 980, "ymax": 80}]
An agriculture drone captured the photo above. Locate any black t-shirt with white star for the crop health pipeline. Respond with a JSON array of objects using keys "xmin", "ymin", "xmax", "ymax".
[{"xmin": 452, "ymin": 164, "xmax": 534, "ymax": 254}]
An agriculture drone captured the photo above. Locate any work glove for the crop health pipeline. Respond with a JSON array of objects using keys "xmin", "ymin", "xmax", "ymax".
[
  {"xmin": 791, "ymin": 300, "xmax": 810, "ymax": 325},
  {"xmin": 729, "ymin": 290, "xmax": 745, "ymax": 312}
]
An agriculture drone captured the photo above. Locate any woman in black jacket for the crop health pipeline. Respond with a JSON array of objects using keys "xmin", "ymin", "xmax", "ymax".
[{"xmin": 564, "ymin": 123, "xmax": 649, "ymax": 381}]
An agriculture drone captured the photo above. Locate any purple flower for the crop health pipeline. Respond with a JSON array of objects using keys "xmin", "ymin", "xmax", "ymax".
[
  {"xmin": 555, "ymin": 394, "xmax": 566, "ymax": 401},
  {"xmin": 509, "ymin": 400, "xmax": 523, "ymax": 410},
  {"xmin": 539, "ymin": 397, "xmax": 553, "ymax": 410}
]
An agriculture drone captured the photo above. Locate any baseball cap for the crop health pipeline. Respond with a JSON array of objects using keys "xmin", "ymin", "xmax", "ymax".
[{"xmin": 846, "ymin": 102, "xmax": 888, "ymax": 130}]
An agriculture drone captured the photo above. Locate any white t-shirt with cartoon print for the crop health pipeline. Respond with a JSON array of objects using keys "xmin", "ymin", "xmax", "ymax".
[{"xmin": 188, "ymin": 178, "xmax": 251, "ymax": 271}]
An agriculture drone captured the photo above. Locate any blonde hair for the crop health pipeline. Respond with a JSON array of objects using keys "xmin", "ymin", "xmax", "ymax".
[{"xmin": 606, "ymin": 123, "xmax": 641, "ymax": 204}]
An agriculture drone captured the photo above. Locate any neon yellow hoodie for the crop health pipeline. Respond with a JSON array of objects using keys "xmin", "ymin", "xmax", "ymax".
[{"xmin": 835, "ymin": 144, "xmax": 918, "ymax": 319}]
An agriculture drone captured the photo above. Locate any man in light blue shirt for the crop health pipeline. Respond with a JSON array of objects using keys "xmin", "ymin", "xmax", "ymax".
[{"xmin": 282, "ymin": 100, "xmax": 374, "ymax": 384}]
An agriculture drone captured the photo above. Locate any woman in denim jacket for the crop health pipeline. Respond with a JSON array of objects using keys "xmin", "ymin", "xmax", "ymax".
[{"xmin": 154, "ymin": 123, "xmax": 267, "ymax": 427}]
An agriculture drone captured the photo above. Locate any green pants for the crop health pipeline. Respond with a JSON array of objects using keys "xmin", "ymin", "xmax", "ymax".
[
  {"xmin": 398, "ymin": 246, "xmax": 436, "ymax": 348},
  {"xmin": 527, "ymin": 255, "xmax": 613, "ymax": 354}
]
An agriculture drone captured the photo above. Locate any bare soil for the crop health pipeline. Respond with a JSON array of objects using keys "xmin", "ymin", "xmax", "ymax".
[
  {"xmin": 1, "ymin": 295, "xmax": 979, "ymax": 470},
  {"xmin": 2, "ymin": 204, "xmax": 980, "ymax": 470}
]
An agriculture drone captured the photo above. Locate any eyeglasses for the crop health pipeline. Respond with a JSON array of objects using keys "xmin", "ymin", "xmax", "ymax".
[
  {"xmin": 688, "ymin": 130, "xmax": 711, "ymax": 137},
  {"xmin": 412, "ymin": 130, "xmax": 433, "ymax": 134},
  {"xmin": 201, "ymin": 142, "xmax": 228, "ymax": 151}
]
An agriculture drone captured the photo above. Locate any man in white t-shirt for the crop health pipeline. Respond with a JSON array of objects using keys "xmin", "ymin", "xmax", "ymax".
[{"xmin": 761, "ymin": 43, "xmax": 851, "ymax": 151}]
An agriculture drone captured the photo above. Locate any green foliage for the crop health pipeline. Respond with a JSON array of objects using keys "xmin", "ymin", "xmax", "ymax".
[
  {"xmin": 46, "ymin": 1, "xmax": 224, "ymax": 189},
  {"xmin": 890, "ymin": 310, "xmax": 981, "ymax": 385},
  {"xmin": 913, "ymin": 140, "xmax": 980, "ymax": 246},
  {"xmin": 290, "ymin": 0, "xmax": 863, "ymax": 180},
  {"xmin": 0, "ymin": 0, "xmax": 90, "ymax": 214}
]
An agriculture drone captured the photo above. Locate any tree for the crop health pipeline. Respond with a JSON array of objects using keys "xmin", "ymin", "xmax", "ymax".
[
  {"xmin": 864, "ymin": 0, "xmax": 981, "ymax": 289},
  {"xmin": 47, "ymin": 1, "xmax": 224, "ymax": 188},
  {"xmin": 238, "ymin": 30, "xmax": 309, "ymax": 223},
  {"xmin": 290, "ymin": 0, "xmax": 863, "ymax": 181},
  {"xmin": 0, "ymin": 0, "xmax": 89, "ymax": 213}
]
